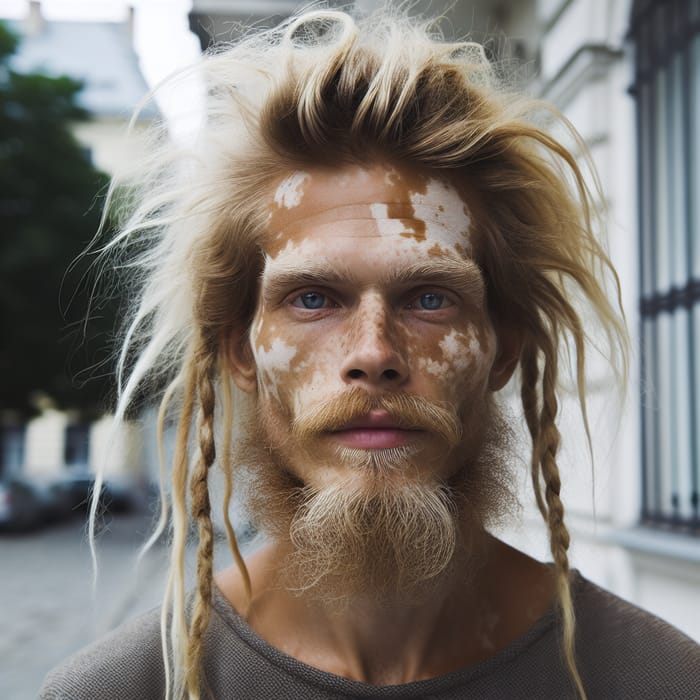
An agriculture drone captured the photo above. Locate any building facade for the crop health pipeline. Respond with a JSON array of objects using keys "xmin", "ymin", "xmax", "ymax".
[{"xmin": 501, "ymin": 0, "xmax": 700, "ymax": 642}]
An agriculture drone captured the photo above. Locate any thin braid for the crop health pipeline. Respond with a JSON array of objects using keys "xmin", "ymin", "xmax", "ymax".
[
  {"xmin": 539, "ymin": 346, "xmax": 587, "ymax": 700},
  {"xmin": 520, "ymin": 342, "xmax": 547, "ymax": 519},
  {"xmin": 185, "ymin": 340, "xmax": 217, "ymax": 699}
]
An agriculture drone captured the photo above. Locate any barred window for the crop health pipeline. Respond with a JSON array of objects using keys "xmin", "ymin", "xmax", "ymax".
[{"xmin": 630, "ymin": 0, "xmax": 700, "ymax": 530}]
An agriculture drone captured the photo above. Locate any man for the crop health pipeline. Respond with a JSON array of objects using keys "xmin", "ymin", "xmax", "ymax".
[{"xmin": 41, "ymin": 7, "xmax": 699, "ymax": 700}]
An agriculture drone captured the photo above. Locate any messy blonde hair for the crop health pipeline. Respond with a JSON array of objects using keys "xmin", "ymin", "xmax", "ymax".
[{"xmin": 93, "ymin": 6, "xmax": 627, "ymax": 699}]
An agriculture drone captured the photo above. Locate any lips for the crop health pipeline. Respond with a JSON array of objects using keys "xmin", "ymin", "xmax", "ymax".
[
  {"xmin": 337, "ymin": 410, "xmax": 410, "ymax": 430},
  {"xmin": 329, "ymin": 410, "xmax": 421, "ymax": 449}
]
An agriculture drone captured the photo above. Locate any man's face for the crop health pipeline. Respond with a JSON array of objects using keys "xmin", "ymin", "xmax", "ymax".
[{"xmin": 234, "ymin": 163, "xmax": 511, "ymax": 490}]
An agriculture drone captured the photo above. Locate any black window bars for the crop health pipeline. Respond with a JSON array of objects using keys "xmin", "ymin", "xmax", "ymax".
[{"xmin": 630, "ymin": 0, "xmax": 700, "ymax": 531}]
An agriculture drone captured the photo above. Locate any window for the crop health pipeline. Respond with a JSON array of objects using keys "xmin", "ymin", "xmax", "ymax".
[
  {"xmin": 630, "ymin": 0, "xmax": 700, "ymax": 530},
  {"xmin": 0, "ymin": 424, "xmax": 25, "ymax": 477},
  {"xmin": 64, "ymin": 423, "xmax": 89, "ymax": 470}
]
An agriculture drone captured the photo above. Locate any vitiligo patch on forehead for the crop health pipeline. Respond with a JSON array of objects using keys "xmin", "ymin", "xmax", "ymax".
[
  {"xmin": 418, "ymin": 177, "xmax": 472, "ymax": 242},
  {"xmin": 269, "ymin": 165, "xmax": 473, "ymax": 252},
  {"xmin": 273, "ymin": 172, "xmax": 310, "ymax": 209},
  {"xmin": 375, "ymin": 167, "xmax": 473, "ymax": 246},
  {"xmin": 368, "ymin": 197, "xmax": 471, "ymax": 253}
]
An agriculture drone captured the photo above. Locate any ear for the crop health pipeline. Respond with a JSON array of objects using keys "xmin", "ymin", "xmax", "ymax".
[
  {"xmin": 225, "ymin": 329, "xmax": 257, "ymax": 394},
  {"xmin": 488, "ymin": 323, "xmax": 522, "ymax": 391}
]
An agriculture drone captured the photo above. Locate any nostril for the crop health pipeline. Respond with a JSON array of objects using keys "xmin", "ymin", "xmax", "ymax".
[
  {"xmin": 383, "ymin": 369, "xmax": 399, "ymax": 380},
  {"xmin": 348, "ymin": 369, "xmax": 364, "ymax": 379}
]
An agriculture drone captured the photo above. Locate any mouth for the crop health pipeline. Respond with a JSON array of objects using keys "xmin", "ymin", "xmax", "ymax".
[{"xmin": 327, "ymin": 410, "xmax": 423, "ymax": 449}]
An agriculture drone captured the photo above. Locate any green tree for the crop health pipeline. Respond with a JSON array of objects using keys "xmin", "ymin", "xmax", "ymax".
[{"xmin": 0, "ymin": 22, "xmax": 118, "ymax": 418}]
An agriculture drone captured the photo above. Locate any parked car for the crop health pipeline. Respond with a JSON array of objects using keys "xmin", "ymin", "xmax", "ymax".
[{"xmin": 0, "ymin": 477, "xmax": 46, "ymax": 531}]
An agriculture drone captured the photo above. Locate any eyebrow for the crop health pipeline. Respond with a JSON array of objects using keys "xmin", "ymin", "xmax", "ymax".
[{"xmin": 261, "ymin": 255, "xmax": 485, "ymax": 303}]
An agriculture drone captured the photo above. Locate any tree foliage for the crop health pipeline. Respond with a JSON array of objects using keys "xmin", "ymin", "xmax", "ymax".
[{"xmin": 0, "ymin": 22, "xmax": 118, "ymax": 418}]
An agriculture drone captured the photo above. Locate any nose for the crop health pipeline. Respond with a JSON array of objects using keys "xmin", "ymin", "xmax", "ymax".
[{"xmin": 340, "ymin": 300, "xmax": 409, "ymax": 388}]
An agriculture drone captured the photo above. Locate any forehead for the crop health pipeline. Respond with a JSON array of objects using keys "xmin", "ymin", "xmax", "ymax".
[{"xmin": 264, "ymin": 163, "xmax": 475, "ymax": 259}]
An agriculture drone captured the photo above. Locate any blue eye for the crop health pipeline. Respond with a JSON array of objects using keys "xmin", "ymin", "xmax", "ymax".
[
  {"xmin": 418, "ymin": 292, "xmax": 446, "ymax": 310},
  {"xmin": 293, "ymin": 291, "xmax": 327, "ymax": 309}
]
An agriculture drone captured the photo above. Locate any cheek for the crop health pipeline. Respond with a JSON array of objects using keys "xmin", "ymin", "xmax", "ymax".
[
  {"xmin": 415, "ymin": 328, "xmax": 495, "ymax": 400},
  {"xmin": 291, "ymin": 368, "xmax": 333, "ymax": 416},
  {"xmin": 253, "ymin": 323, "xmax": 344, "ymax": 412},
  {"xmin": 250, "ymin": 313, "xmax": 298, "ymax": 402},
  {"xmin": 290, "ymin": 339, "xmax": 353, "ymax": 415},
  {"xmin": 251, "ymin": 335, "xmax": 298, "ymax": 402}
]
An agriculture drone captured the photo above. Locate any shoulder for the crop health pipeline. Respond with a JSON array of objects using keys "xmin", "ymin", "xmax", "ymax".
[
  {"xmin": 573, "ymin": 574, "xmax": 700, "ymax": 698},
  {"xmin": 39, "ymin": 606, "xmax": 165, "ymax": 700}
]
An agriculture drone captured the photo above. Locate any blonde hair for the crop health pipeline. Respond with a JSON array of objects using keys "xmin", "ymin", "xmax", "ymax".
[{"xmin": 94, "ymin": 7, "xmax": 627, "ymax": 699}]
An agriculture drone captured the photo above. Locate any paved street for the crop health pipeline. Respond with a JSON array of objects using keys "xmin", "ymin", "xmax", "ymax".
[{"xmin": 0, "ymin": 512, "xmax": 170, "ymax": 700}]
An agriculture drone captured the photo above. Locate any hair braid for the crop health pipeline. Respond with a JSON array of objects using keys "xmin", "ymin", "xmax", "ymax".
[
  {"xmin": 539, "ymin": 343, "xmax": 586, "ymax": 700},
  {"xmin": 185, "ymin": 339, "xmax": 217, "ymax": 699},
  {"xmin": 520, "ymin": 341, "xmax": 547, "ymax": 520},
  {"xmin": 520, "ymin": 327, "xmax": 586, "ymax": 699}
]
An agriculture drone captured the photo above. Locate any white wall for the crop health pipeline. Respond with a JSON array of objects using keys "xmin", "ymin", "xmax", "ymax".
[{"xmin": 24, "ymin": 408, "xmax": 67, "ymax": 479}]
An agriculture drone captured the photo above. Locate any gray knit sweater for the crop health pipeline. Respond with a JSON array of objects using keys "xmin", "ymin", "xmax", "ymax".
[{"xmin": 40, "ymin": 572, "xmax": 700, "ymax": 699}]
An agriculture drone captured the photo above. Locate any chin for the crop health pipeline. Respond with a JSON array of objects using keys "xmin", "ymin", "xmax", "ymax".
[{"xmin": 237, "ymin": 395, "xmax": 519, "ymax": 604}]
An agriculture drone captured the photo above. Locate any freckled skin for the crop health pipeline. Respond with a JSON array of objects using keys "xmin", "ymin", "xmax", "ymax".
[{"xmin": 244, "ymin": 162, "xmax": 505, "ymax": 488}]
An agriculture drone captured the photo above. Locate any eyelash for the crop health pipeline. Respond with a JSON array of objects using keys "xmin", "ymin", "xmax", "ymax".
[
  {"xmin": 290, "ymin": 290, "xmax": 335, "ymax": 310},
  {"xmin": 406, "ymin": 291, "xmax": 453, "ymax": 311}
]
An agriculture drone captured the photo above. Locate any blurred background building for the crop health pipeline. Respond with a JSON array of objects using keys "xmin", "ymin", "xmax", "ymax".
[
  {"xmin": 9, "ymin": 0, "xmax": 157, "ymax": 172},
  {"xmin": 1, "ymin": 0, "xmax": 698, "ymax": 642},
  {"xmin": 1, "ymin": 1, "xmax": 156, "ymax": 495}
]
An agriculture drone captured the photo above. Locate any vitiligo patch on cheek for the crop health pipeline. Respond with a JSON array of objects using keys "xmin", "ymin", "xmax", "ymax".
[
  {"xmin": 273, "ymin": 172, "xmax": 310, "ymax": 209},
  {"xmin": 252, "ymin": 337, "xmax": 298, "ymax": 400},
  {"xmin": 418, "ymin": 356, "xmax": 451, "ymax": 378},
  {"xmin": 418, "ymin": 329, "xmax": 490, "ymax": 382},
  {"xmin": 439, "ymin": 329, "xmax": 483, "ymax": 373}
]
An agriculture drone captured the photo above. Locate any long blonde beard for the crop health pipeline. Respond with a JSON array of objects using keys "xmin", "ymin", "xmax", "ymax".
[
  {"xmin": 237, "ymin": 391, "xmax": 516, "ymax": 606},
  {"xmin": 287, "ymin": 475, "xmax": 462, "ymax": 604}
]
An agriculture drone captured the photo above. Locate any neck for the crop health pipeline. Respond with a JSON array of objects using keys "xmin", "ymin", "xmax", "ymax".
[{"xmin": 215, "ymin": 532, "xmax": 556, "ymax": 686}]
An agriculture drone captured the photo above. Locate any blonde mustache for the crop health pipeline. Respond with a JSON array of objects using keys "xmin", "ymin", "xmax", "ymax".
[{"xmin": 291, "ymin": 387, "xmax": 463, "ymax": 449}]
